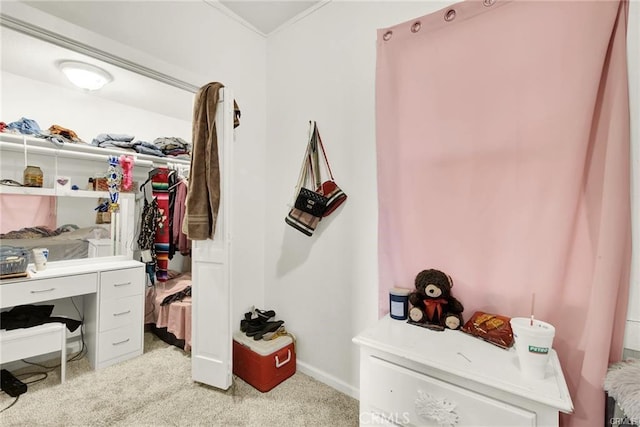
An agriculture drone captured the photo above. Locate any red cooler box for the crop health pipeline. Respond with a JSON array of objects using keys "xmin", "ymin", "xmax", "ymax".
[{"xmin": 233, "ymin": 331, "xmax": 296, "ymax": 392}]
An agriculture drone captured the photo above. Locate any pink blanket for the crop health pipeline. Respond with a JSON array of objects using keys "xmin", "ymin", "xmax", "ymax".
[{"xmin": 145, "ymin": 273, "xmax": 192, "ymax": 351}]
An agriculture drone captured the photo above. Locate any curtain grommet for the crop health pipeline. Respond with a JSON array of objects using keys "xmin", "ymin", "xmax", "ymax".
[
  {"xmin": 483, "ymin": 0, "xmax": 496, "ymax": 6},
  {"xmin": 444, "ymin": 9, "xmax": 457, "ymax": 22},
  {"xmin": 411, "ymin": 21, "xmax": 421, "ymax": 33},
  {"xmin": 383, "ymin": 30, "xmax": 393, "ymax": 41}
]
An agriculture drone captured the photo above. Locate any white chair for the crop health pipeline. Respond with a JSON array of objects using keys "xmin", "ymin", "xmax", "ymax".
[{"xmin": 0, "ymin": 323, "xmax": 66, "ymax": 383}]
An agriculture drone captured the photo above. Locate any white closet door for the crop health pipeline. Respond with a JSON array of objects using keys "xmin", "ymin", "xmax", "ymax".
[{"xmin": 191, "ymin": 87, "xmax": 234, "ymax": 389}]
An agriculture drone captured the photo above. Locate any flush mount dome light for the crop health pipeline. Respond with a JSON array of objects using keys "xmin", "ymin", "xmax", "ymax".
[{"xmin": 58, "ymin": 60, "xmax": 113, "ymax": 91}]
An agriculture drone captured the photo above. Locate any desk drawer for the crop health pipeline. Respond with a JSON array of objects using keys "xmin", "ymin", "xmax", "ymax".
[
  {"xmin": 0, "ymin": 273, "xmax": 97, "ymax": 307},
  {"xmin": 363, "ymin": 356, "xmax": 536, "ymax": 426},
  {"xmin": 98, "ymin": 324, "xmax": 142, "ymax": 363},
  {"xmin": 100, "ymin": 268, "xmax": 143, "ymax": 300},
  {"xmin": 99, "ymin": 294, "xmax": 142, "ymax": 332}
]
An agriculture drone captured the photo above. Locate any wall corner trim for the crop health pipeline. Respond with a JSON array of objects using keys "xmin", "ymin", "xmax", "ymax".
[{"xmin": 296, "ymin": 359, "xmax": 359, "ymax": 401}]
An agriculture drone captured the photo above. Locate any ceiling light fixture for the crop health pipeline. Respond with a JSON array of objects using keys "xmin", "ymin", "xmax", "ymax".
[{"xmin": 58, "ymin": 60, "xmax": 113, "ymax": 91}]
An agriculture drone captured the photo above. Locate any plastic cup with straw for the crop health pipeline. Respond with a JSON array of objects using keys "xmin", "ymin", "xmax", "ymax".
[{"xmin": 511, "ymin": 292, "xmax": 556, "ymax": 380}]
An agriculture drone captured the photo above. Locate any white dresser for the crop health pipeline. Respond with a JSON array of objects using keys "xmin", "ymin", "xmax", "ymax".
[
  {"xmin": 0, "ymin": 258, "xmax": 145, "ymax": 370},
  {"xmin": 353, "ymin": 316, "xmax": 573, "ymax": 426}
]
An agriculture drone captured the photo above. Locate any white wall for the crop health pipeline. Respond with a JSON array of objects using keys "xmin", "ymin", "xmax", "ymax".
[
  {"xmin": 265, "ymin": 1, "xmax": 457, "ymax": 396},
  {"xmin": 1, "ymin": 1, "xmax": 268, "ymax": 327}
]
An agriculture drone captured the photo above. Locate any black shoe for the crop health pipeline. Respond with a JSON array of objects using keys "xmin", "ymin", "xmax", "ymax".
[
  {"xmin": 241, "ymin": 312, "xmax": 263, "ymax": 332},
  {"xmin": 255, "ymin": 308, "xmax": 276, "ymax": 320},
  {"xmin": 240, "ymin": 308, "xmax": 275, "ymax": 332},
  {"xmin": 249, "ymin": 320, "xmax": 285, "ymax": 340}
]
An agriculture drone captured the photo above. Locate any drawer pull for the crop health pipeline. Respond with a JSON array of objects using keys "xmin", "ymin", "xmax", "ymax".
[
  {"xmin": 415, "ymin": 389, "xmax": 459, "ymax": 425},
  {"xmin": 113, "ymin": 310, "xmax": 131, "ymax": 317},
  {"xmin": 112, "ymin": 338, "xmax": 130, "ymax": 346},
  {"xmin": 30, "ymin": 288, "xmax": 55, "ymax": 294},
  {"xmin": 114, "ymin": 281, "xmax": 132, "ymax": 287}
]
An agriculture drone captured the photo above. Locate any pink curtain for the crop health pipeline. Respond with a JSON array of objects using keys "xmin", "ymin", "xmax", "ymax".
[{"xmin": 376, "ymin": 1, "xmax": 630, "ymax": 426}]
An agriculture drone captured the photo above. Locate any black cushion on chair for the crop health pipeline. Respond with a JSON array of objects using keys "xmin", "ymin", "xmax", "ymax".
[{"xmin": 0, "ymin": 304, "xmax": 81, "ymax": 332}]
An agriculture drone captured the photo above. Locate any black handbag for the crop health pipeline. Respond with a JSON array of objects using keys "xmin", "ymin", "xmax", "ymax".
[
  {"xmin": 294, "ymin": 126, "xmax": 330, "ymax": 216},
  {"xmin": 294, "ymin": 186, "xmax": 328, "ymax": 217},
  {"xmin": 285, "ymin": 123, "xmax": 326, "ymax": 236}
]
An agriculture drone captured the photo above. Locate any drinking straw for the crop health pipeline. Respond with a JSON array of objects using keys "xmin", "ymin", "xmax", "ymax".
[{"xmin": 530, "ymin": 293, "xmax": 535, "ymax": 326}]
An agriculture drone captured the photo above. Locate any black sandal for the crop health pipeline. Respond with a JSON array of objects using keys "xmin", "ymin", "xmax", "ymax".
[
  {"xmin": 240, "ymin": 312, "xmax": 262, "ymax": 332},
  {"xmin": 254, "ymin": 308, "xmax": 275, "ymax": 320},
  {"xmin": 240, "ymin": 308, "xmax": 275, "ymax": 332},
  {"xmin": 248, "ymin": 320, "xmax": 285, "ymax": 340}
]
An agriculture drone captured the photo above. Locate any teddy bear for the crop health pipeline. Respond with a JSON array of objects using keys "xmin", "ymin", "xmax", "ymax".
[{"xmin": 408, "ymin": 269, "xmax": 464, "ymax": 330}]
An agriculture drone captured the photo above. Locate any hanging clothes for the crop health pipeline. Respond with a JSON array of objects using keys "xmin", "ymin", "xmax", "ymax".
[
  {"xmin": 185, "ymin": 82, "xmax": 240, "ymax": 240},
  {"xmin": 167, "ymin": 170, "xmax": 177, "ymax": 260},
  {"xmin": 137, "ymin": 183, "xmax": 160, "ymax": 285},
  {"xmin": 172, "ymin": 178, "xmax": 191, "ymax": 256},
  {"xmin": 152, "ymin": 168, "xmax": 171, "ymax": 282}
]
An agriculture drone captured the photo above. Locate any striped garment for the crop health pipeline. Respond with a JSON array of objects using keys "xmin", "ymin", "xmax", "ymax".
[{"xmin": 152, "ymin": 168, "xmax": 171, "ymax": 282}]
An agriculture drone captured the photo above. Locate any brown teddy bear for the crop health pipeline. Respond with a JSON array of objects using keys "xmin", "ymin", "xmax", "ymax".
[{"xmin": 408, "ymin": 269, "xmax": 464, "ymax": 330}]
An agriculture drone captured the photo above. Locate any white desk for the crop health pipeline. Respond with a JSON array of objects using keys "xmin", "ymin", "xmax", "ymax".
[
  {"xmin": 0, "ymin": 258, "xmax": 145, "ymax": 369},
  {"xmin": 353, "ymin": 315, "xmax": 574, "ymax": 426}
]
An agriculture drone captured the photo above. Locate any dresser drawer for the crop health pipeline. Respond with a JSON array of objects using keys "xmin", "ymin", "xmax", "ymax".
[
  {"xmin": 98, "ymin": 324, "xmax": 142, "ymax": 363},
  {"xmin": 362, "ymin": 356, "xmax": 536, "ymax": 427},
  {"xmin": 0, "ymin": 273, "xmax": 97, "ymax": 307},
  {"xmin": 100, "ymin": 268, "xmax": 143, "ymax": 300},
  {"xmin": 99, "ymin": 294, "xmax": 142, "ymax": 332}
]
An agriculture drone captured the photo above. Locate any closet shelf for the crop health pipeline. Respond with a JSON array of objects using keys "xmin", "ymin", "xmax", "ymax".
[
  {"xmin": 0, "ymin": 133, "xmax": 191, "ymax": 167},
  {"xmin": 0, "ymin": 186, "xmax": 55, "ymax": 196},
  {"xmin": 0, "ymin": 186, "xmax": 135, "ymax": 198}
]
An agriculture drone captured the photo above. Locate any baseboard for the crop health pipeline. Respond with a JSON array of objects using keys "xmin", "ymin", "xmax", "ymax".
[
  {"xmin": 623, "ymin": 320, "xmax": 640, "ymax": 352},
  {"xmin": 296, "ymin": 359, "xmax": 359, "ymax": 400}
]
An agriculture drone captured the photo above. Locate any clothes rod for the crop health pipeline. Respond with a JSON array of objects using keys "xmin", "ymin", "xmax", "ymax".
[{"xmin": 0, "ymin": 141, "xmax": 155, "ymax": 167}]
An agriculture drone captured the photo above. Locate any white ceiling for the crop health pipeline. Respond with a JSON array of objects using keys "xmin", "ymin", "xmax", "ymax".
[
  {"xmin": 0, "ymin": 1, "xmax": 323, "ymax": 123},
  {"xmin": 23, "ymin": 1, "xmax": 322, "ymax": 37},
  {"xmin": 0, "ymin": 26, "xmax": 194, "ymax": 122},
  {"xmin": 219, "ymin": 1, "xmax": 321, "ymax": 34}
]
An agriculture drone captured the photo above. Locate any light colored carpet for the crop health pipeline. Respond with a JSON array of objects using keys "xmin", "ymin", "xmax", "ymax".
[{"xmin": 0, "ymin": 333, "xmax": 359, "ymax": 426}]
